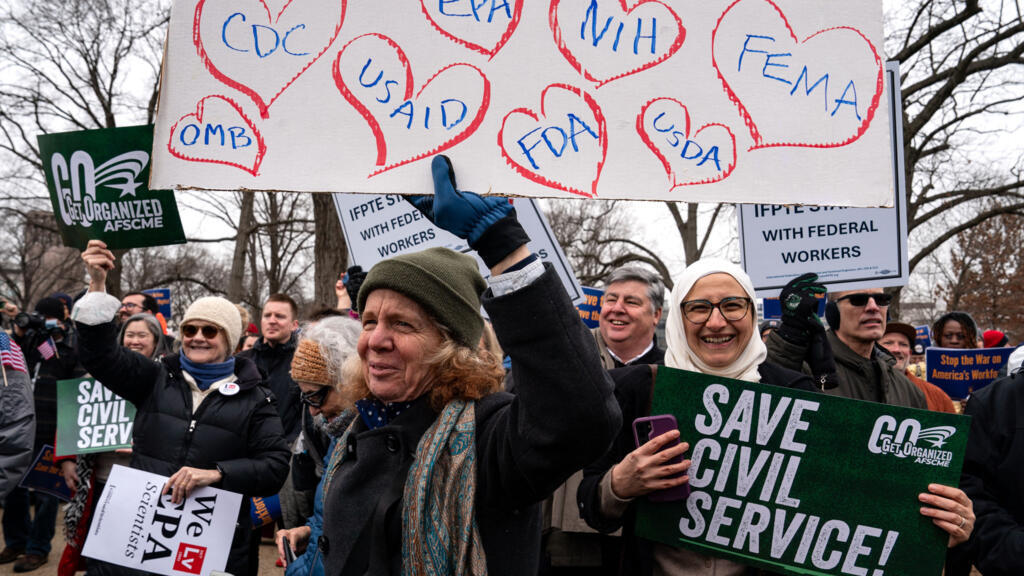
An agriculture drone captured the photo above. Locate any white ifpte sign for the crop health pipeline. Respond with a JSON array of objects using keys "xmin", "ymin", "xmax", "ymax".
[
  {"xmin": 738, "ymin": 61, "xmax": 908, "ymax": 296},
  {"xmin": 151, "ymin": 0, "xmax": 892, "ymax": 207},
  {"xmin": 334, "ymin": 193, "xmax": 583, "ymax": 303},
  {"xmin": 83, "ymin": 465, "xmax": 242, "ymax": 576}
]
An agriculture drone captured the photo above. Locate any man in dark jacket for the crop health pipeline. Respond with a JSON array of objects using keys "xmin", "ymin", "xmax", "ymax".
[
  {"xmin": 960, "ymin": 370, "xmax": 1024, "ymax": 575},
  {"xmin": 238, "ymin": 293, "xmax": 307, "ymax": 528}
]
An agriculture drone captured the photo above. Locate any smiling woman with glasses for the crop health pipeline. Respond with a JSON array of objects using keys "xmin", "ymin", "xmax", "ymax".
[{"xmin": 71, "ymin": 239, "xmax": 290, "ymax": 576}]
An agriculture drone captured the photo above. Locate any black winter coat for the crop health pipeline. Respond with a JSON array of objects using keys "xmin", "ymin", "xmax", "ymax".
[
  {"xmin": 237, "ymin": 332, "xmax": 302, "ymax": 442},
  {"xmin": 960, "ymin": 371, "xmax": 1024, "ymax": 575},
  {"xmin": 76, "ymin": 320, "xmax": 290, "ymax": 576},
  {"xmin": 578, "ymin": 362, "xmax": 816, "ymax": 576},
  {"xmin": 319, "ymin": 264, "xmax": 621, "ymax": 576}
]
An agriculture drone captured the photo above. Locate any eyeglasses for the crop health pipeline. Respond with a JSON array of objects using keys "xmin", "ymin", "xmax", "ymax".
[
  {"xmin": 834, "ymin": 293, "xmax": 892, "ymax": 307},
  {"xmin": 181, "ymin": 324, "xmax": 220, "ymax": 339},
  {"xmin": 299, "ymin": 386, "xmax": 331, "ymax": 408},
  {"xmin": 120, "ymin": 301, "xmax": 142, "ymax": 310},
  {"xmin": 681, "ymin": 297, "xmax": 751, "ymax": 324}
]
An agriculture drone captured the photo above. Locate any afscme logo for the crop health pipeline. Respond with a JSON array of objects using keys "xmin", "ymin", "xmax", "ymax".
[{"xmin": 867, "ymin": 415, "xmax": 956, "ymax": 467}]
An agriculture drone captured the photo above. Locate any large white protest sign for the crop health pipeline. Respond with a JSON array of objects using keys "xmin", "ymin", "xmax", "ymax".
[
  {"xmin": 738, "ymin": 61, "xmax": 908, "ymax": 296},
  {"xmin": 83, "ymin": 465, "xmax": 241, "ymax": 576},
  {"xmin": 152, "ymin": 0, "xmax": 892, "ymax": 207},
  {"xmin": 334, "ymin": 193, "xmax": 583, "ymax": 303}
]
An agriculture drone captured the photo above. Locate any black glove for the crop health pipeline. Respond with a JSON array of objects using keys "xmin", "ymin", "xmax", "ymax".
[
  {"xmin": 407, "ymin": 155, "xmax": 530, "ymax": 268},
  {"xmin": 776, "ymin": 272, "xmax": 826, "ymax": 345},
  {"xmin": 344, "ymin": 266, "xmax": 366, "ymax": 309},
  {"xmin": 807, "ymin": 330, "xmax": 839, "ymax": 390}
]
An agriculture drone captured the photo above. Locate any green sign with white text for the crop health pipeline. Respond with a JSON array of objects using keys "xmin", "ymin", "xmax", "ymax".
[
  {"xmin": 637, "ymin": 367, "xmax": 969, "ymax": 576},
  {"xmin": 38, "ymin": 125, "xmax": 186, "ymax": 250},
  {"xmin": 56, "ymin": 377, "xmax": 135, "ymax": 457}
]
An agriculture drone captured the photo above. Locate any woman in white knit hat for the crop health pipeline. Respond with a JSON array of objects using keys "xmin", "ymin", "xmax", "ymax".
[{"xmin": 73, "ymin": 240, "xmax": 289, "ymax": 576}]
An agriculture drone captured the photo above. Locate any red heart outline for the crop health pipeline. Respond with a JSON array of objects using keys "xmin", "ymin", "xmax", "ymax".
[
  {"xmin": 499, "ymin": 83, "xmax": 607, "ymax": 198},
  {"xmin": 711, "ymin": 0, "xmax": 883, "ymax": 150},
  {"xmin": 549, "ymin": 0, "xmax": 685, "ymax": 88},
  {"xmin": 193, "ymin": 0, "xmax": 347, "ymax": 119},
  {"xmin": 419, "ymin": 0, "xmax": 523, "ymax": 60},
  {"xmin": 636, "ymin": 98, "xmax": 737, "ymax": 187},
  {"xmin": 167, "ymin": 95, "xmax": 267, "ymax": 175},
  {"xmin": 332, "ymin": 33, "xmax": 491, "ymax": 177}
]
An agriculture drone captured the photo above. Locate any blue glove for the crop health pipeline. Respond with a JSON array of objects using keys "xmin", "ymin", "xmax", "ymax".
[{"xmin": 408, "ymin": 155, "xmax": 529, "ymax": 267}]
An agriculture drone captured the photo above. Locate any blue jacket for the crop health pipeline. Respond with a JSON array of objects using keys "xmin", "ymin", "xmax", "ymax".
[{"xmin": 286, "ymin": 437, "xmax": 335, "ymax": 576}]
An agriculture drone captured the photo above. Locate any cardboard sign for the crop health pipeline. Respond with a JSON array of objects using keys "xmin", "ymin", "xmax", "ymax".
[
  {"xmin": 56, "ymin": 378, "xmax": 136, "ymax": 457},
  {"xmin": 83, "ymin": 465, "xmax": 242, "ymax": 576},
  {"xmin": 576, "ymin": 286, "xmax": 603, "ymax": 329},
  {"xmin": 151, "ymin": 0, "xmax": 891, "ymax": 207},
  {"xmin": 738, "ymin": 61, "xmax": 908, "ymax": 296},
  {"xmin": 637, "ymin": 367, "xmax": 968, "ymax": 576},
  {"xmin": 143, "ymin": 288, "xmax": 174, "ymax": 318},
  {"xmin": 924, "ymin": 347, "xmax": 1013, "ymax": 400},
  {"xmin": 19, "ymin": 445, "xmax": 72, "ymax": 501},
  {"xmin": 334, "ymin": 193, "xmax": 583, "ymax": 303},
  {"xmin": 37, "ymin": 125, "xmax": 186, "ymax": 250}
]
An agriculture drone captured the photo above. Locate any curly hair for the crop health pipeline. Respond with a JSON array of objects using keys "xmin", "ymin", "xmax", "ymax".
[
  {"xmin": 339, "ymin": 328, "xmax": 504, "ymax": 412},
  {"xmin": 932, "ymin": 311, "xmax": 979, "ymax": 349}
]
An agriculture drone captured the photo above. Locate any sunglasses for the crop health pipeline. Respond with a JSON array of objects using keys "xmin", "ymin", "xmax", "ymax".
[
  {"xmin": 834, "ymin": 293, "xmax": 892, "ymax": 307},
  {"xmin": 181, "ymin": 324, "xmax": 220, "ymax": 339},
  {"xmin": 299, "ymin": 386, "xmax": 331, "ymax": 408}
]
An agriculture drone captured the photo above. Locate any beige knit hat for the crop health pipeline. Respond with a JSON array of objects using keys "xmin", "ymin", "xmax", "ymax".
[
  {"xmin": 182, "ymin": 296, "xmax": 242, "ymax": 350},
  {"xmin": 291, "ymin": 338, "xmax": 330, "ymax": 387}
]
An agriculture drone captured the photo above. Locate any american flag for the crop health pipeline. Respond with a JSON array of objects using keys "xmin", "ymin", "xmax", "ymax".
[
  {"xmin": 36, "ymin": 337, "xmax": 56, "ymax": 360},
  {"xmin": 0, "ymin": 332, "xmax": 27, "ymax": 373}
]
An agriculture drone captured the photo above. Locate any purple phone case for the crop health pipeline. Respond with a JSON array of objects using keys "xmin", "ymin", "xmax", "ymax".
[{"xmin": 632, "ymin": 415, "xmax": 690, "ymax": 502}]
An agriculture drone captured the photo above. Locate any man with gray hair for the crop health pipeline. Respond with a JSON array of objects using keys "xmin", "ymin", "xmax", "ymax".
[{"xmin": 593, "ymin": 265, "xmax": 665, "ymax": 369}]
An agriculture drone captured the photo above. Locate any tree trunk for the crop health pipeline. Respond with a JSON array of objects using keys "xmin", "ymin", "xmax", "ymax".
[
  {"xmin": 312, "ymin": 193, "xmax": 347, "ymax": 308},
  {"xmin": 227, "ymin": 192, "xmax": 255, "ymax": 301}
]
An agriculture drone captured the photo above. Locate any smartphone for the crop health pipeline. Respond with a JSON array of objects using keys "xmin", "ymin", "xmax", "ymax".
[
  {"xmin": 283, "ymin": 544, "xmax": 297, "ymax": 566},
  {"xmin": 632, "ymin": 414, "xmax": 690, "ymax": 502}
]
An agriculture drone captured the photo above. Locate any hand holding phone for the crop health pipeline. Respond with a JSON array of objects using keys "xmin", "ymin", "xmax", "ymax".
[{"xmin": 627, "ymin": 414, "xmax": 691, "ymax": 502}]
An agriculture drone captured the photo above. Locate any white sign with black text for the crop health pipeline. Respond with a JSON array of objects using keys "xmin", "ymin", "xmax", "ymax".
[
  {"xmin": 738, "ymin": 61, "xmax": 909, "ymax": 297},
  {"xmin": 334, "ymin": 193, "xmax": 583, "ymax": 303},
  {"xmin": 82, "ymin": 465, "xmax": 241, "ymax": 576}
]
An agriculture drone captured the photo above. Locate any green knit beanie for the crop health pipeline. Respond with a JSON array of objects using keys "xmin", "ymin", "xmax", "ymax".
[{"xmin": 357, "ymin": 247, "xmax": 486, "ymax": 349}]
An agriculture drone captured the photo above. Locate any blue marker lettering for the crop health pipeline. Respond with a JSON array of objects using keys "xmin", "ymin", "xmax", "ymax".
[
  {"xmin": 567, "ymin": 113, "xmax": 599, "ymax": 150},
  {"xmin": 252, "ymin": 25, "xmax": 280, "ymax": 58},
  {"xmin": 612, "ymin": 22, "xmax": 624, "ymax": 52},
  {"xmin": 488, "ymin": 0, "xmax": 512, "ymax": 22},
  {"xmin": 680, "ymin": 140, "xmax": 703, "ymax": 160},
  {"xmin": 634, "ymin": 17, "xmax": 656, "ymax": 55},
  {"xmin": 228, "ymin": 127, "xmax": 252, "ymax": 149},
  {"xmin": 789, "ymin": 67, "xmax": 830, "ymax": 110},
  {"xmin": 517, "ymin": 127, "xmax": 544, "ymax": 170},
  {"xmin": 667, "ymin": 130, "xmax": 684, "ymax": 147},
  {"xmin": 222, "ymin": 13, "xmax": 248, "ymax": 53},
  {"xmin": 423, "ymin": 106, "xmax": 431, "ymax": 129},
  {"xmin": 762, "ymin": 52, "xmax": 791, "ymax": 85},
  {"xmin": 391, "ymin": 101, "xmax": 415, "ymax": 129},
  {"xmin": 204, "ymin": 124, "xmax": 225, "ymax": 146},
  {"xmin": 738, "ymin": 34, "xmax": 773, "ymax": 72},
  {"xmin": 358, "ymin": 59, "xmax": 383, "ymax": 88},
  {"xmin": 380, "ymin": 80, "xmax": 398, "ymax": 104},
  {"xmin": 581, "ymin": 0, "xmax": 613, "ymax": 47},
  {"xmin": 541, "ymin": 127, "xmax": 569, "ymax": 157},
  {"xmin": 831, "ymin": 80, "xmax": 861, "ymax": 120},
  {"xmin": 282, "ymin": 24, "xmax": 310, "ymax": 56},
  {"xmin": 697, "ymin": 146, "xmax": 722, "ymax": 171},
  {"xmin": 179, "ymin": 125, "xmax": 200, "ymax": 146},
  {"xmin": 440, "ymin": 99, "xmax": 467, "ymax": 129},
  {"xmin": 651, "ymin": 112, "xmax": 673, "ymax": 133},
  {"xmin": 439, "ymin": 0, "xmax": 469, "ymax": 17}
]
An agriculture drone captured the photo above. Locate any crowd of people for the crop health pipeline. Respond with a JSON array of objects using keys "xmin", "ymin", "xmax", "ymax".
[{"xmin": 0, "ymin": 155, "xmax": 1020, "ymax": 575}]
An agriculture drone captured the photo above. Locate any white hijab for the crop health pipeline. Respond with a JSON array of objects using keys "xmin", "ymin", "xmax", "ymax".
[{"xmin": 665, "ymin": 258, "xmax": 766, "ymax": 382}]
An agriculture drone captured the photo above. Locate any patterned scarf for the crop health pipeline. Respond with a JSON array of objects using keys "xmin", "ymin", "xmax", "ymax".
[{"xmin": 322, "ymin": 399, "xmax": 487, "ymax": 576}]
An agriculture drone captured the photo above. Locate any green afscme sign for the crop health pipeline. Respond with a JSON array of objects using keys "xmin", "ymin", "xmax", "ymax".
[
  {"xmin": 637, "ymin": 367, "xmax": 969, "ymax": 576},
  {"xmin": 37, "ymin": 124, "xmax": 186, "ymax": 250},
  {"xmin": 56, "ymin": 377, "xmax": 135, "ymax": 457}
]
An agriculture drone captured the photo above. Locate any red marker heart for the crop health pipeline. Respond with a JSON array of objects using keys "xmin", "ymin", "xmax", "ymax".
[
  {"xmin": 711, "ymin": 0, "xmax": 883, "ymax": 149},
  {"xmin": 499, "ymin": 83, "xmax": 607, "ymax": 198},
  {"xmin": 419, "ymin": 0, "xmax": 523, "ymax": 59},
  {"xmin": 167, "ymin": 95, "xmax": 267, "ymax": 176},
  {"xmin": 194, "ymin": 0, "xmax": 346, "ymax": 119},
  {"xmin": 333, "ymin": 33, "xmax": 491, "ymax": 177},
  {"xmin": 549, "ymin": 0, "xmax": 685, "ymax": 88},
  {"xmin": 637, "ymin": 98, "xmax": 737, "ymax": 187}
]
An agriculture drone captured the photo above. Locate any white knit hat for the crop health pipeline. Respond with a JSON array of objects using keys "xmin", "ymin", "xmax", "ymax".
[{"xmin": 182, "ymin": 296, "xmax": 242, "ymax": 350}]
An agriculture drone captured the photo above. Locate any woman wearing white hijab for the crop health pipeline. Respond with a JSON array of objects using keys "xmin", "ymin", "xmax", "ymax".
[{"xmin": 577, "ymin": 259, "xmax": 816, "ymax": 576}]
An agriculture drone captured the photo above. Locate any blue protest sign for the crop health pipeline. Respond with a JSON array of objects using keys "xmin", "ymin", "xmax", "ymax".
[
  {"xmin": 925, "ymin": 347, "xmax": 1013, "ymax": 399},
  {"xmin": 19, "ymin": 445, "xmax": 72, "ymax": 501},
  {"xmin": 142, "ymin": 288, "xmax": 172, "ymax": 318},
  {"xmin": 915, "ymin": 325, "xmax": 931, "ymax": 350},
  {"xmin": 576, "ymin": 286, "xmax": 603, "ymax": 329}
]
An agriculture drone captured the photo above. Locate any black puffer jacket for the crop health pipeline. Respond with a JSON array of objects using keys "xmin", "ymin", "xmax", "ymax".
[
  {"xmin": 238, "ymin": 332, "xmax": 302, "ymax": 442},
  {"xmin": 77, "ymin": 320, "xmax": 289, "ymax": 576}
]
